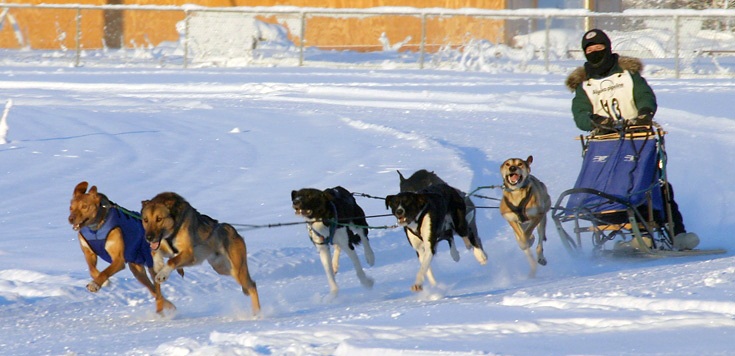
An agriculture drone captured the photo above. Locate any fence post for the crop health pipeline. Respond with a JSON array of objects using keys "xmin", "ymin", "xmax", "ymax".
[
  {"xmin": 419, "ymin": 13, "xmax": 426, "ymax": 70},
  {"xmin": 544, "ymin": 15, "xmax": 551, "ymax": 72},
  {"xmin": 183, "ymin": 10, "xmax": 190, "ymax": 69},
  {"xmin": 299, "ymin": 11, "xmax": 306, "ymax": 66},
  {"xmin": 674, "ymin": 15, "xmax": 680, "ymax": 79},
  {"xmin": 75, "ymin": 7, "xmax": 81, "ymax": 67}
]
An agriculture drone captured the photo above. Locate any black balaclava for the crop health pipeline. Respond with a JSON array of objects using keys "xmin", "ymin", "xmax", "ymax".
[{"xmin": 582, "ymin": 29, "xmax": 616, "ymax": 77}]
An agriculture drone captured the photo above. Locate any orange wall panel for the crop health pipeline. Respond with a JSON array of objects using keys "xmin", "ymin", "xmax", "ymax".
[{"xmin": 0, "ymin": 1, "xmax": 507, "ymax": 51}]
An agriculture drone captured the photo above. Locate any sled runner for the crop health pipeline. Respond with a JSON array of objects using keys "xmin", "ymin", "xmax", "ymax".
[{"xmin": 551, "ymin": 125, "xmax": 724, "ymax": 258}]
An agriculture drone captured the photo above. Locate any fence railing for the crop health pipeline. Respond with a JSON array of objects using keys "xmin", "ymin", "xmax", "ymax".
[{"xmin": 0, "ymin": 4, "xmax": 733, "ymax": 78}]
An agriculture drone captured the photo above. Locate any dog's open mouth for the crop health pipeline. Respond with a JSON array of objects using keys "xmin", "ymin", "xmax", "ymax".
[
  {"xmin": 70, "ymin": 218, "xmax": 88, "ymax": 231},
  {"xmin": 506, "ymin": 173, "xmax": 522, "ymax": 186},
  {"xmin": 149, "ymin": 241, "xmax": 160, "ymax": 250},
  {"xmin": 396, "ymin": 216, "xmax": 410, "ymax": 225},
  {"xmin": 293, "ymin": 208, "xmax": 313, "ymax": 219}
]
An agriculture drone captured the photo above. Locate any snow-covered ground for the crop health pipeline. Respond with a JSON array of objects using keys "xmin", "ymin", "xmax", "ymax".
[{"xmin": 0, "ymin": 61, "xmax": 734, "ymax": 355}]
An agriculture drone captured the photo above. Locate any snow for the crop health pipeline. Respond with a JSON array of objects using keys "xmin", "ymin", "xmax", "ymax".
[{"xmin": 1, "ymin": 38, "xmax": 735, "ymax": 355}]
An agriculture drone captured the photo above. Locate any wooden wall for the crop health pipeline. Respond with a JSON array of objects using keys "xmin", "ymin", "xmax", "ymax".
[{"xmin": 0, "ymin": 0, "xmax": 508, "ymax": 51}]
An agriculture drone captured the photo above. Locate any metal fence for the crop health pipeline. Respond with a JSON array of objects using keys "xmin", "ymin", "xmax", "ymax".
[{"xmin": 0, "ymin": 4, "xmax": 733, "ymax": 78}]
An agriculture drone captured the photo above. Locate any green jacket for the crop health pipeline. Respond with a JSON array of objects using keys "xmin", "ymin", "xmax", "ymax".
[{"xmin": 565, "ymin": 56, "xmax": 657, "ymax": 131}]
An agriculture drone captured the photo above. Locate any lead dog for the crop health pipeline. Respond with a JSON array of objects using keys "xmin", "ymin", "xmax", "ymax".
[
  {"xmin": 385, "ymin": 183, "xmax": 474, "ymax": 291},
  {"xmin": 67, "ymin": 181, "xmax": 174, "ymax": 314},
  {"xmin": 140, "ymin": 192, "xmax": 261, "ymax": 315},
  {"xmin": 499, "ymin": 156, "xmax": 551, "ymax": 278},
  {"xmin": 291, "ymin": 186, "xmax": 375, "ymax": 296},
  {"xmin": 397, "ymin": 169, "xmax": 488, "ymax": 264}
]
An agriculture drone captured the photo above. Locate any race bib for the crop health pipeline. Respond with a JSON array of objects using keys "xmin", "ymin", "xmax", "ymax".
[{"xmin": 583, "ymin": 71, "xmax": 638, "ymax": 121}]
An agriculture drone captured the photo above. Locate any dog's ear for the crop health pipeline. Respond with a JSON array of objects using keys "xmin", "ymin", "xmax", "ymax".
[
  {"xmin": 73, "ymin": 181, "xmax": 89, "ymax": 197},
  {"xmin": 141, "ymin": 199, "xmax": 150, "ymax": 210},
  {"xmin": 291, "ymin": 190, "xmax": 297, "ymax": 201},
  {"xmin": 385, "ymin": 195, "xmax": 394, "ymax": 209},
  {"xmin": 526, "ymin": 155, "xmax": 534, "ymax": 166},
  {"xmin": 397, "ymin": 170, "xmax": 406, "ymax": 182},
  {"xmin": 88, "ymin": 185, "xmax": 98, "ymax": 197},
  {"xmin": 162, "ymin": 194, "xmax": 184, "ymax": 217}
]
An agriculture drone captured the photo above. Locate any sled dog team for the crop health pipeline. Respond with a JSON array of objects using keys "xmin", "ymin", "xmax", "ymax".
[{"xmin": 68, "ymin": 156, "xmax": 549, "ymax": 316}]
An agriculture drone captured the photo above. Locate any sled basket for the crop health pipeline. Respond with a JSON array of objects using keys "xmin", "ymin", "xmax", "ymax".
[{"xmin": 551, "ymin": 126, "xmax": 675, "ymax": 256}]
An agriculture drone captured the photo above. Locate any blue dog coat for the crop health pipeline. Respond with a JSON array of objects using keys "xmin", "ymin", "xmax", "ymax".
[{"xmin": 80, "ymin": 207, "xmax": 153, "ymax": 268}]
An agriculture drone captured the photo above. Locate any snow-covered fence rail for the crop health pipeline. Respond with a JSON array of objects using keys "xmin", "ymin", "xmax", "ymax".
[{"xmin": 0, "ymin": 4, "xmax": 732, "ymax": 78}]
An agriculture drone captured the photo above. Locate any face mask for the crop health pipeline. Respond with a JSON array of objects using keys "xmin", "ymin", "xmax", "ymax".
[{"xmin": 585, "ymin": 49, "xmax": 606, "ymax": 66}]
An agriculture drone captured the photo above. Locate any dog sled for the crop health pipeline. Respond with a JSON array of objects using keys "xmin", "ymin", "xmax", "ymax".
[{"xmin": 551, "ymin": 124, "xmax": 724, "ymax": 258}]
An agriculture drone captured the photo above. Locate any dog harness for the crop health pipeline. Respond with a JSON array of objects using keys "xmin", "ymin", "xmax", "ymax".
[
  {"xmin": 404, "ymin": 204, "xmax": 430, "ymax": 240},
  {"xmin": 502, "ymin": 185, "xmax": 534, "ymax": 223},
  {"xmin": 307, "ymin": 201, "xmax": 338, "ymax": 245},
  {"xmin": 80, "ymin": 207, "xmax": 154, "ymax": 268}
]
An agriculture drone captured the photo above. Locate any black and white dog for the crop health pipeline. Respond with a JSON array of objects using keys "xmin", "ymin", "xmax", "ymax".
[
  {"xmin": 385, "ymin": 183, "xmax": 480, "ymax": 291},
  {"xmin": 291, "ymin": 186, "xmax": 375, "ymax": 295},
  {"xmin": 397, "ymin": 170, "xmax": 487, "ymax": 264}
]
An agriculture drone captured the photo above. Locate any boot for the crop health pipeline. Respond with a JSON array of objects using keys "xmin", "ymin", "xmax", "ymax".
[{"xmin": 674, "ymin": 232, "xmax": 700, "ymax": 251}]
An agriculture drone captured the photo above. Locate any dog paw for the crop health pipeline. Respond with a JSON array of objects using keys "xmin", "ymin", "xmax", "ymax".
[
  {"xmin": 155, "ymin": 266, "xmax": 173, "ymax": 283},
  {"xmin": 86, "ymin": 281, "xmax": 101, "ymax": 293},
  {"xmin": 156, "ymin": 304, "xmax": 178, "ymax": 320},
  {"xmin": 365, "ymin": 250, "xmax": 375, "ymax": 266},
  {"xmin": 411, "ymin": 284, "xmax": 423, "ymax": 292},
  {"xmin": 538, "ymin": 257, "xmax": 547, "ymax": 266},
  {"xmin": 450, "ymin": 250, "xmax": 460, "ymax": 262},
  {"xmin": 155, "ymin": 271, "xmax": 171, "ymax": 283},
  {"xmin": 360, "ymin": 276, "xmax": 374, "ymax": 289},
  {"xmin": 157, "ymin": 299, "xmax": 176, "ymax": 314},
  {"xmin": 474, "ymin": 248, "xmax": 488, "ymax": 265}
]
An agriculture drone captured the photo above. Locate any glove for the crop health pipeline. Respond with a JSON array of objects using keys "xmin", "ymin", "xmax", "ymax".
[
  {"xmin": 634, "ymin": 107, "xmax": 654, "ymax": 126},
  {"xmin": 590, "ymin": 114, "xmax": 613, "ymax": 129}
]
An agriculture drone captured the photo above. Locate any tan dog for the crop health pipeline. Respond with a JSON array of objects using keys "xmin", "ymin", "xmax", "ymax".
[
  {"xmin": 499, "ymin": 156, "xmax": 551, "ymax": 278},
  {"xmin": 140, "ymin": 192, "xmax": 261, "ymax": 316},
  {"xmin": 67, "ymin": 181, "xmax": 174, "ymax": 314}
]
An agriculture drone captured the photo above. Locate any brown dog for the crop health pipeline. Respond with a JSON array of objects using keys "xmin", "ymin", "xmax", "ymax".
[
  {"xmin": 499, "ymin": 156, "xmax": 551, "ymax": 278},
  {"xmin": 140, "ymin": 192, "xmax": 261, "ymax": 316},
  {"xmin": 67, "ymin": 181, "xmax": 174, "ymax": 314}
]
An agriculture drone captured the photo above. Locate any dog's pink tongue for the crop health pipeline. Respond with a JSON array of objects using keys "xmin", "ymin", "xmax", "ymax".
[
  {"xmin": 150, "ymin": 242, "xmax": 160, "ymax": 250},
  {"xmin": 509, "ymin": 173, "xmax": 520, "ymax": 184}
]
